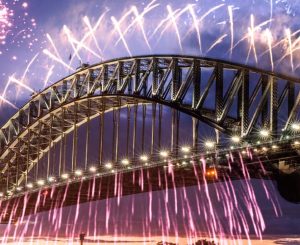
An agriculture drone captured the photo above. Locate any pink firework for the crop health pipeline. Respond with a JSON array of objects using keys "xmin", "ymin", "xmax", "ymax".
[{"xmin": 0, "ymin": 1, "xmax": 12, "ymax": 41}]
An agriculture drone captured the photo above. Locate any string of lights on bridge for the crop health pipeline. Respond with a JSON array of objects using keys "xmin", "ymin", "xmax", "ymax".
[{"xmin": 1, "ymin": 122, "xmax": 300, "ymax": 199}]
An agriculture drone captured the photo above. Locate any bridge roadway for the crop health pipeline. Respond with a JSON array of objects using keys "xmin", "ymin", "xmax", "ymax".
[{"xmin": 0, "ymin": 141, "xmax": 299, "ymax": 224}]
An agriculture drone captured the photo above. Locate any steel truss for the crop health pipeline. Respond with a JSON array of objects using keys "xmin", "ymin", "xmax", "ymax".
[{"xmin": 0, "ymin": 55, "xmax": 300, "ymax": 194}]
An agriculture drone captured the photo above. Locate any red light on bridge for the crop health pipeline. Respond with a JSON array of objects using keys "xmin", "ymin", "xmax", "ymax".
[
  {"xmin": 41, "ymin": 190, "xmax": 49, "ymax": 197},
  {"xmin": 205, "ymin": 168, "xmax": 217, "ymax": 179}
]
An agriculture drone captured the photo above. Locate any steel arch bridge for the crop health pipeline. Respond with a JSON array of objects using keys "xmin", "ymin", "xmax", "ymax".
[{"xmin": 1, "ymin": 54, "xmax": 300, "ymax": 219}]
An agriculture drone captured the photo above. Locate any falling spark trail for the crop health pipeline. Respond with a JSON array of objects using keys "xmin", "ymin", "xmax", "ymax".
[
  {"xmin": 21, "ymin": 53, "xmax": 39, "ymax": 83},
  {"xmin": 63, "ymin": 25, "xmax": 83, "ymax": 62},
  {"xmin": 246, "ymin": 15, "xmax": 258, "ymax": 64},
  {"xmin": 206, "ymin": 34, "xmax": 227, "ymax": 53},
  {"xmin": 83, "ymin": 16, "xmax": 103, "ymax": 56},
  {"xmin": 0, "ymin": 95, "xmax": 17, "ymax": 109},
  {"xmin": 43, "ymin": 49, "xmax": 75, "ymax": 72},
  {"xmin": 150, "ymin": 7, "xmax": 181, "ymax": 40},
  {"xmin": 233, "ymin": 18, "xmax": 272, "ymax": 51},
  {"xmin": 46, "ymin": 34, "xmax": 62, "ymax": 61},
  {"xmin": 167, "ymin": 5, "xmax": 183, "ymax": 52},
  {"xmin": 65, "ymin": 30, "xmax": 102, "ymax": 60},
  {"xmin": 286, "ymin": 28, "xmax": 294, "ymax": 71},
  {"xmin": 188, "ymin": 4, "xmax": 202, "ymax": 54},
  {"xmin": 228, "ymin": 6, "xmax": 234, "ymax": 58},
  {"xmin": 69, "ymin": 10, "xmax": 109, "ymax": 66},
  {"xmin": 43, "ymin": 65, "xmax": 55, "ymax": 88},
  {"xmin": 131, "ymin": 6, "xmax": 152, "ymax": 51},
  {"xmin": 183, "ymin": 4, "xmax": 225, "ymax": 41},
  {"xmin": 115, "ymin": 1, "xmax": 159, "ymax": 48},
  {"xmin": 266, "ymin": 29, "xmax": 274, "ymax": 71},
  {"xmin": 111, "ymin": 16, "xmax": 132, "ymax": 56},
  {"xmin": 9, "ymin": 76, "xmax": 35, "ymax": 93}
]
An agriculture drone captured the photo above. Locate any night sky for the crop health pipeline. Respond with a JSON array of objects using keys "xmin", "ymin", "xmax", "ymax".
[{"xmin": 1, "ymin": 0, "xmax": 300, "ymax": 243}]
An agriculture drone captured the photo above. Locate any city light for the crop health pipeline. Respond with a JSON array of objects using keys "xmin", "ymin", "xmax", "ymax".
[
  {"xmin": 26, "ymin": 183, "xmax": 33, "ymax": 189},
  {"xmin": 105, "ymin": 162, "xmax": 113, "ymax": 169},
  {"xmin": 294, "ymin": 141, "xmax": 300, "ymax": 145},
  {"xmin": 75, "ymin": 169, "xmax": 83, "ymax": 176},
  {"xmin": 89, "ymin": 166, "xmax": 97, "ymax": 173},
  {"xmin": 61, "ymin": 173, "xmax": 69, "ymax": 179},
  {"xmin": 48, "ymin": 176, "xmax": 55, "ymax": 182},
  {"xmin": 121, "ymin": 159, "xmax": 130, "ymax": 165},
  {"xmin": 0, "ymin": 192, "xmax": 3, "ymax": 197},
  {"xmin": 259, "ymin": 129, "xmax": 270, "ymax": 137},
  {"xmin": 272, "ymin": 145, "xmax": 278, "ymax": 149},
  {"xmin": 204, "ymin": 141, "xmax": 215, "ymax": 149},
  {"xmin": 291, "ymin": 123, "xmax": 300, "ymax": 131},
  {"xmin": 181, "ymin": 146, "xmax": 190, "ymax": 153},
  {"xmin": 231, "ymin": 135, "xmax": 241, "ymax": 143},
  {"xmin": 160, "ymin": 151, "xmax": 169, "ymax": 158},
  {"xmin": 16, "ymin": 186, "xmax": 23, "ymax": 191},
  {"xmin": 140, "ymin": 155, "xmax": 149, "ymax": 161},
  {"xmin": 37, "ymin": 179, "xmax": 45, "ymax": 186}
]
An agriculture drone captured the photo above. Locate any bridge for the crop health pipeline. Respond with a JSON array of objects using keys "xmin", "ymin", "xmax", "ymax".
[{"xmin": 0, "ymin": 55, "xmax": 300, "ymax": 224}]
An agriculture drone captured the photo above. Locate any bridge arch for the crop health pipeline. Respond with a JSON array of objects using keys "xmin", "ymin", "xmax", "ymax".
[{"xmin": 1, "ymin": 55, "xmax": 300, "ymax": 194}]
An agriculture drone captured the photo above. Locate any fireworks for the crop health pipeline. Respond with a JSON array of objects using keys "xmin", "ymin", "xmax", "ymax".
[
  {"xmin": 0, "ymin": 2, "xmax": 11, "ymax": 41},
  {"xmin": 1, "ymin": 1, "xmax": 300, "ymax": 116}
]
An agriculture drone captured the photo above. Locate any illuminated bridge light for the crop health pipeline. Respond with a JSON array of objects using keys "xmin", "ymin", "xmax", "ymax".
[
  {"xmin": 140, "ymin": 155, "xmax": 148, "ymax": 161},
  {"xmin": 291, "ymin": 123, "xmax": 300, "ymax": 131},
  {"xmin": 48, "ymin": 176, "xmax": 55, "ymax": 182},
  {"xmin": 37, "ymin": 179, "xmax": 45, "ymax": 186},
  {"xmin": 259, "ymin": 129, "xmax": 270, "ymax": 137},
  {"xmin": 0, "ymin": 192, "xmax": 3, "ymax": 197},
  {"xmin": 272, "ymin": 145, "xmax": 279, "ymax": 149},
  {"xmin": 160, "ymin": 151, "xmax": 169, "ymax": 158},
  {"xmin": 121, "ymin": 159, "xmax": 130, "ymax": 165},
  {"xmin": 105, "ymin": 162, "xmax": 112, "ymax": 169},
  {"xmin": 89, "ymin": 166, "xmax": 97, "ymax": 173},
  {"xmin": 204, "ymin": 141, "xmax": 215, "ymax": 149},
  {"xmin": 294, "ymin": 141, "xmax": 300, "ymax": 146},
  {"xmin": 205, "ymin": 168, "xmax": 217, "ymax": 178},
  {"xmin": 75, "ymin": 169, "xmax": 83, "ymax": 176},
  {"xmin": 181, "ymin": 146, "xmax": 190, "ymax": 153},
  {"xmin": 16, "ymin": 186, "xmax": 22, "ymax": 191},
  {"xmin": 26, "ymin": 183, "xmax": 33, "ymax": 189},
  {"xmin": 231, "ymin": 135, "xmax": 240, "ymax": 143},
  {"xmin": 61, "ymin": 173, "xmax": 69, "ymax": 179}
]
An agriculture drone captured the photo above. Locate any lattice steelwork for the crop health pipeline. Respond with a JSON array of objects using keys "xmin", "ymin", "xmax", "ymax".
[{"xmin": 1, "ymin": 55, "xmax": 300, "ymax": 195}]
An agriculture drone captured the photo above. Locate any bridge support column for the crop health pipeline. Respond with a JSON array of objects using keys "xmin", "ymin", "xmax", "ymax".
[
  {"xmin": 151, "ymin": 103, "xmax": 156, "ymax": 155},
  {"xmin": 215, "ymin": 64, "xmax": 223, "ymax": 121},
  {"xmin": 126, "ymin": 106, "xmax": 131, "ymax": 159},
  {"xmin": 26, "ymin": 129, "xmax": 31, "ymax": 186},
  {"xmin": 36, "ymin": 124, "xmax": 42, "ymax": 180},
  {"xmin": 132, "ymin": 104, "xmax": 138, "ymax": 159},
  {"xmin": 261, "ymin": 75, "xmax": 269, "ymax": 128},
  {"xmin": 192, "ymin": 59, "xmax": 201, "ymax": 109},
  {"xmin": 85, "ymin": 100, "xmax": 91, "ymax": 170},
  {"xmin": 158, "ymin": 104, "xmax": 162, "ymax": 149},
  {"xmin": 171, "ymin": 109, "xmax": 180, "ymax": 156},
  {"xmin": 288, "ymin": 81, "xmax": 295, "ymax": 115},
  {"xmin": 142, "ymin": 105, "xmax": 146, "ymax": 153},
  {"xmin": 192, "ymin": 118, "xmax": 199, "ymax": 153},
  {"xmin": 72, "ymin": 104, "xmax": 78, "ymax": 172},
  {"xmin": 241, "ymin": 70, "xmax": 249, "ymax": 137},
  {"xmin": 98, "ymin": 109, "xmax": 104, "ymax": 166},
  {"xmin": 59, "ymin": 109, "xmax": 65, "ymax": 176},
  {"xmin": 270, "ymin": 77, "xmax": 278, "ymax": 136}
]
